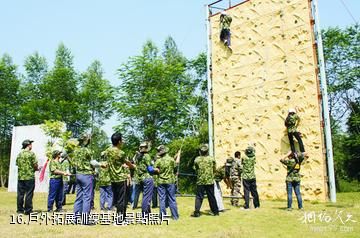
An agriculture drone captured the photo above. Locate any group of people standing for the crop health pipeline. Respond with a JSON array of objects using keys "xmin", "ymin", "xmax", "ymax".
[{"xmin": 15, "ymin": 107, "xmax": 307, "ymax": 222}]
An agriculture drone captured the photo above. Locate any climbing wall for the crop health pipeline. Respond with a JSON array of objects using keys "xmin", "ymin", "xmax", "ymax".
[{"xmin": 210, "ymin": 0, "xmax": 328, "ymax": 201}]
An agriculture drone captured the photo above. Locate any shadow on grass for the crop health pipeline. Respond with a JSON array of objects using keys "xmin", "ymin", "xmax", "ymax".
[{"xmin": 325, "ymin": 204, "xmax": 353, "ymax": 208}]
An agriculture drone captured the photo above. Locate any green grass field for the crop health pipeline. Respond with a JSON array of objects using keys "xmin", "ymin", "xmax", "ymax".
[{"xmin": 0, "ymin": 188, "xmax": 359, "ymax": 238}]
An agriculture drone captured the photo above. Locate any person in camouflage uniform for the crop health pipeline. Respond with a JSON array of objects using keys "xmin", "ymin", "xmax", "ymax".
[
  {"xmin": 48, "ymin": 150, "xmax": 71, "ymax": 212},
  {"xmin": 151, "ymin": 155, "xmax": 159, "ymax": 209},
  {"xmin": 16, "ymin": 139, "xmax": 39, "ymax": 214},
  {"xmin": 192, "ymin": 144, "xmax": 219, "ymax": 217},
  {"xmin": 73, "ymin": 134, "xmax": 97, "ymax": 219},
  {"xmin": 242, "ymin": 146, "xmax": 260, "ymax": 209},
  {"xmin": 60, "ymin": 152, "xmax": 71, "ymax": 206},
  {"xmin": 285, "ymin": 108, "xmax": 305, "ymax": 154},
  {"xmin": 154, "ymin": 145, "xmax": 179, "ymax": 220},
  {"xmin": 226, "ymin": 151, "xmax": 243, "ymax": 207},
  {"xmin": 103, "ymin": 132, "xmax": 134, "ymax": 215},
  {"xmin": 280, "ymin": 151, "xmax": 307, "ymax": 210},
  {"xmin": 134, "ymin": 142, "xmax": 158, "ymax": 214},
  {"xmin": 219, "ymin": 11, "xmax": 232, "ymax": 47},
  {"xmin": 98, "ymin": 151, "xmax": 112, "ymax": 211}
]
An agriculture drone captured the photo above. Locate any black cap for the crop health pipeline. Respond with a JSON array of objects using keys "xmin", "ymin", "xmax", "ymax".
[{"xmin": 22, "ymin": 139, "xmax": 34, "ymax": 148}]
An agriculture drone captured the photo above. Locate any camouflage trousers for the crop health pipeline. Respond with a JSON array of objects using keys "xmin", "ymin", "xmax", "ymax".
[{"xmin": 230, "ymin": 177, "xmax": 243, "ymax": 206}]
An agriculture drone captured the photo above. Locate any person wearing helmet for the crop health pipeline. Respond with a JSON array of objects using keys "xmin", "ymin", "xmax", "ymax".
[
  {"xmin": 16, "ymin": 139, "xmax": 39, "ymax": 214},
  {"xmin": 219, "ymin": 11, "xmax": 232, "ymax": 48},
  {"xmin": 280, "ymin": 151, "xmax": 307, "ymax": 211},
  {"xmin": 72, "ymin": 133, "xmax": 95, "ymax": 220},
  {"xmin": 227, "ymin": 151, "xmax": 243, "ymax": 207},
  {"xmin": 154, "ymin": 145, "xmax": 179, "ymax": 220},
  {"xmin": 134, "ymin": 141, "xmax": 159, "ymax": 215},
  {"xmin": 285, "ymin": 108, "xmax": 305, "ymax": 155},
  {"xmin": 192, "ymin": 144, "xmax": 219, "ymax": 217},
  {"xmin": 242, "ymin": 145, "xmax": 260, "ymax": 209},
  {"xmin": 48, "ymin": 150, "xmax": 71, "ymax": 212}
]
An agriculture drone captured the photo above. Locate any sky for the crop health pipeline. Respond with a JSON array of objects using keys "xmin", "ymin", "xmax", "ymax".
[{"xmin": 1, "ymin": 0, "xmax": 359, "ymax": 137}]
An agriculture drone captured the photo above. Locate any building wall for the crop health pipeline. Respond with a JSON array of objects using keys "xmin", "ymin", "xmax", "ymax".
[{"xmin": 210, "ymin": 0, "xmax": 327, "ymax": 201}]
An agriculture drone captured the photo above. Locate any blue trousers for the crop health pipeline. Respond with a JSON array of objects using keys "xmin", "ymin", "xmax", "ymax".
[
  {"xmin": 158, "ymin": 184, "xmax": 179, "ymax": 220},
  {"xmin": 48, "ymin": 178, "xmax": 63, "ymax": 211},
  {"xmin": 62, "ymin": 181, "xmax": 69, "ymax": 205},
  {"xmin": 141, "ymin": 178, "xmax": 154, "ymax": 214},
  {"xmin": 132, "ymin": 183, "xmax": 142, "ymax": 209},
  {"xmin": 100, "ymin": 185, "xmax": 113, "ymax": 210},
  {"xmin": 286, "ymin": 181, "xmax": 303, "ymax": 209},
  {"xmin": 74, "ymin": 174, "xmax": 93, "ymax": 215}
]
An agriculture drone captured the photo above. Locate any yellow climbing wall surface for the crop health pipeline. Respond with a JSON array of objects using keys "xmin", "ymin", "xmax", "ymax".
[{"xmin": 210, "ymin": 0, "xmax": 328, "ymax": 201}]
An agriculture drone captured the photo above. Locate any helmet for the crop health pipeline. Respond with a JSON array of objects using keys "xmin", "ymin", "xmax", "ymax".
[
  {"xmin": 22, "ymin": 139, "xmax": 34, "ymax": 148},
  {"xmin": 199, "ymin": 144, "xmax": 209, "ymax": 153},
  {"xmin": 52, "ymin": 150, "xmax": 62, "ymax": 159},
  {"xmin": 245, "ymin": 146, "xmax": 255, "ymax": 157},
  {"xmin": 139, "ymin": 142, "xmax": 150, "ymax": 153},
  {"xmin": 288, "ymin": 108, "xmax": 296, "ymax": 113},
  {"xmin": 157, "ymin": 145, "xmax": 169, "ymax": 156},
  {"xmin": 221, "ymin": 11, "xmax": 227, "ymax": 16},
  {"xmin": 226, "ymin": 157, "xmax": 234, "ymax": 166}
]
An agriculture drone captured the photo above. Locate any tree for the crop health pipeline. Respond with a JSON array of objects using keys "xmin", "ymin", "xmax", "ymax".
[
  {"xmin": 0, "ymin": 54, "xmax": 20, "ymax": 186},
  {"xmin": 40, "ymin": 43, "xmax": 88, "ymax": 132},
  {"xmin": 80, "ymin": 60, "xmax": 114, "ymax": 133},
  {"xmin": 322, "ymin": 24, "xmax": 360, "ymax": 130},
  {"xmin": 115, "ymin": 38, "xmax": 199, "ymax": 145},
  {"xmin": 17, "ymin": 52, "xmax": 49, "ymax": 125},
  {"xmin": 344, "ymin": 100, "xmax": 360, "ymax": 180}
]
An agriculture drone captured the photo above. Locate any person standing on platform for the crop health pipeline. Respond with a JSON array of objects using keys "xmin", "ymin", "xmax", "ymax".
[{"xmin": 285, "ymin": 108, "xmax": 305, "ymax": 156}]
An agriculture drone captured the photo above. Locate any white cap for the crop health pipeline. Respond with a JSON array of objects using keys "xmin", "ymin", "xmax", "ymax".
[
  {"xmin": 221, "ymin": 11, "xmax": 227, "ymax": 15},
  {"xmin": 288, "ymin": 108, "xmax": 296, "ymax": 113}
]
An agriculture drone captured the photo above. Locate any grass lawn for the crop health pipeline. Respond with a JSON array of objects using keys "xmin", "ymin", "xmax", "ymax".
[{"xmin": 0, "ymin": 188, "xmax": 359, "ymax": 238}]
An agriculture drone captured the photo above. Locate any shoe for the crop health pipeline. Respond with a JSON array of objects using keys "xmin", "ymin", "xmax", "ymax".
[
  {"xmin": 287, "ymin": 208, "xmax": 293, "ymax": 211},
  {"xmin": 191, "ymin": 212, "xmax": 200, "ymax": 217},
  {"xmin": 55, "ymin": 209, "xmax": 65, "ymax": 212},
  {"xmin": 24, "ymin": 210, "xmax": 33, "ymax": 215}
]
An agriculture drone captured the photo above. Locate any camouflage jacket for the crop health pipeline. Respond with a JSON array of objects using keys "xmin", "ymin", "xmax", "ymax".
[
  {"xmin": 135, "ymin": 153, "xmax": 153, "ymax": 183},
  {"xmin": 103, "ymin": 146, "xmax": 128, "ymax": 183},
  {"xmin": 97, "ymin": 154, "xmax": 111, "ymax": 186},
  {"xmin": 73, "ymin": 147, "xmax": 93, "ymax": 175},
  {"xmin": 16, "ymin": 149, "xmax": 38, "ymax": 180},
  {"xmin": 50, "ymin": 159, "xmax": 63, "ymax": 179},
  {"xmin": 280, "ymin": 154, "xmax": 304, "ymax": 182},
  {"xmin": 242, "ymin": 155, "xmax": 256, "ymax": 180},
  {"xmin": 154, "ymin": 154, "xmax": 176, "ymax": 185},
  {"xmin": 193, "ymin": 156, "xmax": 216, "ymax": 185},
  {"xmin": 220, "ymin": 15, "xmax": 232, "ymax": 30},
  {"xmin": 285, "ymin": 114, "xmax": 300, "ymax": 133},
  {"xmin": 229, "ymin": 158, "xmax": 242, "ymax": 179},
  {"xmin": 61, "ymin": 159, "xmax": 70, "ymax": 182}
]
